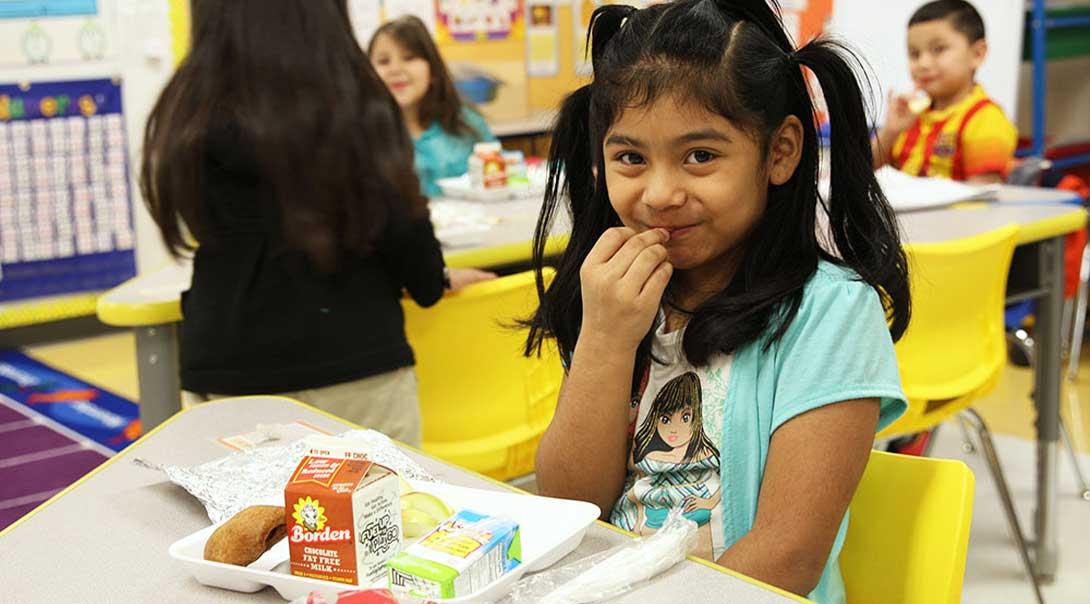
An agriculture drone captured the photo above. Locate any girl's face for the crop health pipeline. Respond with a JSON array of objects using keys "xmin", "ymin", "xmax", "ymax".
[
  {"xmin": 657, "ymin": 406, "xmax": 694, "ymax": 448},
  {"xmin": 370, "ymin": 33, "xmax": 431, "ymax": 111},
  {"xmin": 604, "ymin": 96, "xmax": 797, "ymax": 291}
]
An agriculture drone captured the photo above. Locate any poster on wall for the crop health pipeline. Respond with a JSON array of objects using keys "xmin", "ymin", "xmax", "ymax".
[
  {"xmin": 0, "ymin": 0, "xmax": 112, "ymax": 67},
  {"xmin": 437, "ymin": 0, "xmax": 524, "ymax": 43},
  {"xmin": 527, "ymin": 1, "xmax": 559, "ymax": 77},
  {"xmin": 0, "ymin": 78, "xmax": 136, "ymax": 303}
]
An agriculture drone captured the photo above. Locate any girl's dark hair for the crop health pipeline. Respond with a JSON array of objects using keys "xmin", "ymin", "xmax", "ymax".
[
  {"xmin": 633, "ymin": 372, "xmax": 718, "ymax": 464},
  {"xmin": 525, "ymin": 0, "xmax": 910, "ymax": 368},
  {"xmin": 368, "ymin": 16, "xmax": 476, "ymax": 138},
  {"xmin": 141, "ymin": 0, "xmax": 424, "ymax": 271}
]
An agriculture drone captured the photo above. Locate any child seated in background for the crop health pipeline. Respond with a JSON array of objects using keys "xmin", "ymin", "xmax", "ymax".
[
  {"xmin": 872, "ymin": 0, "xmax": 1017, "ymax": 184},
  {"xmin": 369, "ymin": 16, "xmax": 497, "ymax": 197}
]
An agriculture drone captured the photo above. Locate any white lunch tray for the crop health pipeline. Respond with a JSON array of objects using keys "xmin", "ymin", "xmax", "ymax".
[{"xmin": 169, "ymin": 481, "xmax": 600, "ymax": 603}]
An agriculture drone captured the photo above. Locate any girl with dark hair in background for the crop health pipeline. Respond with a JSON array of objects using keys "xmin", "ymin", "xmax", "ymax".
[{"xmin": 141, "ymin": 0, "xmax": 493, "ymax": 445}]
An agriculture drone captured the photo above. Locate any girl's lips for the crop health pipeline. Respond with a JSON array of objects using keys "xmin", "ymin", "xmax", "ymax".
[
  {"xmin": 665, "ymin": 225, "xmax": 696, "ymax": 239},
  {"xmin": 666, "ymin": 435, "xmax": 678, "ymax": 443}
]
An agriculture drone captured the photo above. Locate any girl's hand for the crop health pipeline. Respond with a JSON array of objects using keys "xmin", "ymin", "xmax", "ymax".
[
  {"xmin": 448, "ymin": 267, "xmax": 497, "ymax": 291},
  {"xmin": 579, "ymin": 227, "xmax": 672, "ymax": 349},
  {"xmin": 883, "ymin": 91, "xmax": 917, "ymax": 136}
]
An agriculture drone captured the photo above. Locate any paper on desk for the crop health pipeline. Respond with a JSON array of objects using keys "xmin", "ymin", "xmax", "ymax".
[
  {"xmin": 134, "ymin": 428, "xmax": 437, "ymax": 524},
  {"xmin": 430, "ymin": 200, "xmax": 499, "ymax": 247},
  {"xmin": 820, "ymin": 166, "xmax": 998, "ymax": 212}
]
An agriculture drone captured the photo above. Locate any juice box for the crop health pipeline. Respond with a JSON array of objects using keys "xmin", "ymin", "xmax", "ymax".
[
  {"xmin": 285, "ymin": 437, "xmax": 402, "ymax": 586},
  {"xmin": 387, "ymin": 510, "xmax": 521, "ymax": 599}
]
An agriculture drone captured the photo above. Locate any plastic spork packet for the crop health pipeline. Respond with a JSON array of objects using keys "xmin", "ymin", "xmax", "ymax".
[{"xmin": 500, "ymin": 508, "xmax": 698, "ymax": 604}]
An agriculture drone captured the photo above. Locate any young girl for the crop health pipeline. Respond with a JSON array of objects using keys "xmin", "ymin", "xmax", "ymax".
[
  {"xmin": 525, "ymin": 2, "xmax": 911, "ymax": 601},
  {"xmin": 368, "ymin": 16, "xmax": 497, "ymax": 197},
  {"xmin": 141, "ymin": 0, "xmax": 493, "ymax": 446}
]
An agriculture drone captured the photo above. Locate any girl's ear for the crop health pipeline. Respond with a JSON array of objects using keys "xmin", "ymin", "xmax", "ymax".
[{"xmin": 767, "ymin": 115, "xmax": 804, "ymax": 186}]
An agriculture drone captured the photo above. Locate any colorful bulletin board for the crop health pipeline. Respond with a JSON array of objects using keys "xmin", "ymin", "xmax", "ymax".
[{"xmin": 0, "ymin": 78, "xmax": 136, "ymax": 306}]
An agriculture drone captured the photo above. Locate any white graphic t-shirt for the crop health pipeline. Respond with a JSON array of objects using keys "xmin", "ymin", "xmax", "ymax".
[{"xmin": 609, "ymin": 316, "xmax": 733, "ymax": 561}]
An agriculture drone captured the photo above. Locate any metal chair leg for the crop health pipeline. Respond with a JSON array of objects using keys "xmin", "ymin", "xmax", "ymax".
[
  {"xmin": 1060, "ymin": 416, "xmax": 1090, "ymax": 502},
  {"xmin": 961, "ymin": 408, "xmax": 1046, "ymax": 604},
  {"xmin": 957, "ymin": 414, "xmax": 977, "ymax": 454}
]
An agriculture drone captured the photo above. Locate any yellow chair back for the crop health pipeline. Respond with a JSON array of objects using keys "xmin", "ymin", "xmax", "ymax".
[
  {"xmin": 841, "ymin": 450, "xmax": 975, "ymax": 604},
  {"xmin": 879, "ymin": 224, "xmax": 1019, "ymax": 438},
  {"xmin": 402, "ymin": 269, "xmax": 561, "ymax": 480}
]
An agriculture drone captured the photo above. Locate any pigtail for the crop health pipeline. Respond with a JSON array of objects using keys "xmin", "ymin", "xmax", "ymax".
[
  {"xmin": 525, "ymin": 5, "xmax": 640, "ymax": 361},
  {"xmin": 525, "ymin": 86, "xmax": 594, "ymax": 360},
  {"xmin": 794, "ymin": 39, "xmax": 911, "ymax": 340}
]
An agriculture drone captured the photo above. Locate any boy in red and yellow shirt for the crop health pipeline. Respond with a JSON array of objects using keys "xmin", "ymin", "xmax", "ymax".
[{"xmin": 872, "ymin": 0, "xmax": 1017, "ymax": 183}]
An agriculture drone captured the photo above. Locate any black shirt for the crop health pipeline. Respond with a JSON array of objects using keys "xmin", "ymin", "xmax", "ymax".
[{"xmin": 179, "ymin": 129, "xmax": 445, "ymax": 395}]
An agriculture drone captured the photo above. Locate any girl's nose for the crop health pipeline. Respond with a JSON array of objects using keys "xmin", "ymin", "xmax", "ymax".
[{"xmin": 641, "ymin": 170, "xmax": 686, "ymax": 211}]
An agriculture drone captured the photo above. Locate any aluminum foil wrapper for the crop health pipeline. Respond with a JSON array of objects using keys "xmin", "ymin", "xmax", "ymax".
[{"xmin": 134, "ymin": 429, "xmax": 437, "ymax": 524}]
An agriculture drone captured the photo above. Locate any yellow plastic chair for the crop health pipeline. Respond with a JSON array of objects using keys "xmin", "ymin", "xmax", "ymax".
[
  {"xmin": 402, "ymin": 269, "xmax": 561, "ymax": 481},
  {"xmin": 841, "ymin": 450, "xmax": 975, "ymax": 604},
  {"xmin": 877, "ymin": 224, "xmax": 1045, "ymax": 603},
  {"xmin": 879, "ymin": 224, "xmax": 1019, "ymax": 438}
]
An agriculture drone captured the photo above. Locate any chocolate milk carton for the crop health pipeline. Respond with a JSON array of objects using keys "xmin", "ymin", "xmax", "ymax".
[{"xmin": 285, "ymin": 436, "xmax": 402, "ymax": 585}]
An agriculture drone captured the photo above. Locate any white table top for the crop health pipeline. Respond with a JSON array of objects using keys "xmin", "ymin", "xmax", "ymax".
[{"xmin": 0, "ymin": 397, "xmax": 804, "ymax": 604}]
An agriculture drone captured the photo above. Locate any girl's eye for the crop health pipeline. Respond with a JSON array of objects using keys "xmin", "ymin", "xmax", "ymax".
[
  {"xmin": 618, "ymin": 152, "xmax": 645, "ymax": 166},
  {"xmin": 682, "ymin": 412, "xmax": 692, "ymax": 423},
  {"xmin": 659, "ymin": 414, "xmax": 671, "ymax": 425},
  {"xmin": 685, "ymin": 150, "xmax": 716, "ymax": 164}
]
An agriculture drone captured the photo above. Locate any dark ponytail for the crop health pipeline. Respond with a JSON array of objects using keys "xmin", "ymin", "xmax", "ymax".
[
  {"xmin": 525, "ymin": 85, "xmax": 596, "ymax": 359},
  {"xmin": 794, "ymin": 40, "xmax": 911, "ymax": 340},
  {"xmin": 525, "ymin": 0, "xmax": 909, "ymax": 367}
]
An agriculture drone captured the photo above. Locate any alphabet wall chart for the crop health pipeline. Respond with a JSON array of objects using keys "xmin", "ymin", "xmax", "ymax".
[{"xmin": 0, "ymin": 78, "xmax": 136, "ymax": 303}]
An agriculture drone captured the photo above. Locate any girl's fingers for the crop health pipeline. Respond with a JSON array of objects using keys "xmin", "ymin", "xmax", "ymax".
[
  {"xmin": 621, "ymin": 243, "xmax": 669, "ymax": 294},
  {"xmin": 584, "ymin": 227, "xmax": 637, "ymax": 268},
  {"xmin": 638, "ymin": 260, "xmax": 673, "ymax": 300},
  {"xmin": 604, "ymin": 228, "xmax": 669, "ymax": 279}
]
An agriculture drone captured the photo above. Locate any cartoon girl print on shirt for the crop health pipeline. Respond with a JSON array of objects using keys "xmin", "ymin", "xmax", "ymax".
[{"xmin": 623, "ymin": 371, "xmax": 723, "ymax": 559}]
